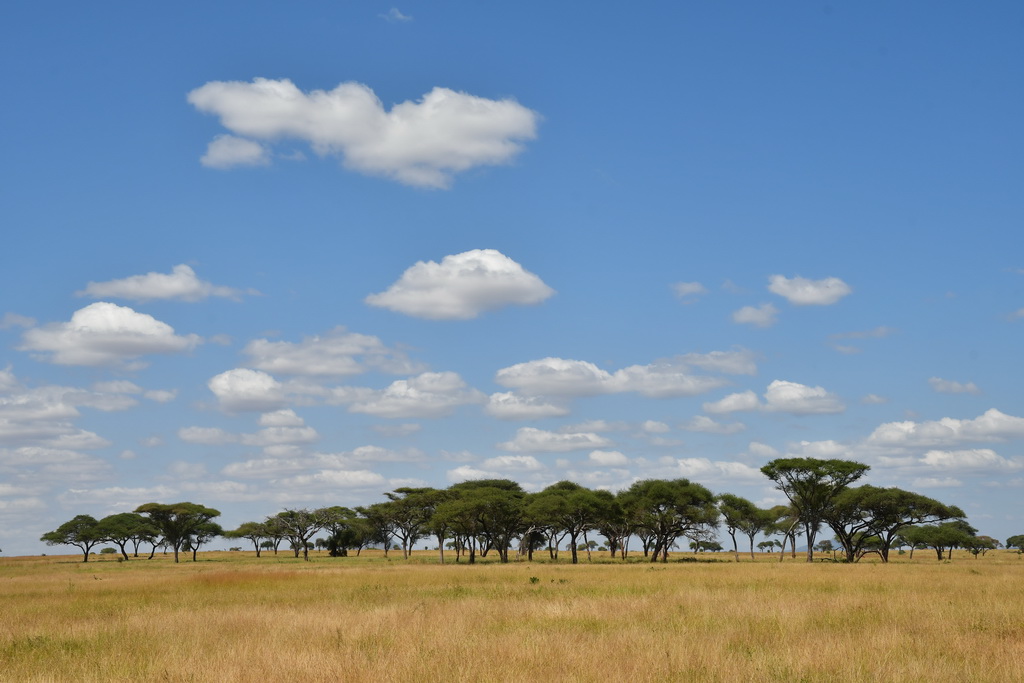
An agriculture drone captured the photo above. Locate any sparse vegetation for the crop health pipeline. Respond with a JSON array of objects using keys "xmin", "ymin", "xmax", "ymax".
[{"xmin": 2, "ymin": 549, "xmax": 1023, "ymax": 681}]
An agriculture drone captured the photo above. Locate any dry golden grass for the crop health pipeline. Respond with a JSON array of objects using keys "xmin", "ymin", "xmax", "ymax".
[{"xmin": 2, "ymin": 550, "xmax": 1023, "ymax": 681}]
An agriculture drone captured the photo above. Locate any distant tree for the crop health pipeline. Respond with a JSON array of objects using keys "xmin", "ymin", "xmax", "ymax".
[
  {"xmin": 620, "ymin": 479, "xmax": 719, "ymax": 563},
  {"xmin": 761, "ymin": 458, "xmax": 870, "ymax": 562},
  {"xmin": 814, "ymin": 539, "xmax": 835, "ymax": 559},
  {"xmin": 718, "ymin": 494, "xmax": 759, "ymax": 562},
  {"xmin": 965, "ymin": 535, "xmax": 999, "ymax": 558},
  {"xmin": 825, "ymin": 486, "xmax": 964, "ymax": 563},
  {"xmin": 224, "ymin": 521, "xmax": 270, "ymax": 558},
  {"xmin": 272, "ymin": 509, "xmax": 330, "ymax": 561},
  {"xmin": 904, "ymin": 521, "xmax": 977, "ymax": 561},
  {"xmin": 1006, "ymin": 535, "xmax": 1024, "ymax": 555},
  {"xmin": 528, "ymin": 481, "xmax": 604, "ymax": 564},
  {"xmin": 134, "ymin": 502, "xmax": 221, "ymax": 563},
  {"xmin": 95, "ymin": 512, "xmax": 158, "ymax": 561},
  {"xmin": 181, "ymin": 521, "xmax": 222, "ymax": 561},
  {"xmin": 41, "ymin": 515, "xmax": 102, "ymax": 562}
]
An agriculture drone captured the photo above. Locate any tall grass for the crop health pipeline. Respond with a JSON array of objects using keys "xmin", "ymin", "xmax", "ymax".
[{"xmin": 2, "ymin": 550, "xmax": 1022, "ymax": 681}]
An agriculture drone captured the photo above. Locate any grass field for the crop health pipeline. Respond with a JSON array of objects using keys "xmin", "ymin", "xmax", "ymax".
[{"xmin": 2, "ymin": 549, "xmax": 1023, "ymax": 681}]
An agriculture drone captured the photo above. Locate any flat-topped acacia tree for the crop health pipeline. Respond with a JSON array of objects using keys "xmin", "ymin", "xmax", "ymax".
[
  {"xmin": 134, "ymin": 502, "xmax": 221, "ymax": 563},
  {"xmin": 761, "ymin": 458, "xmax": 869, "ymax": 562},
  {"xmin": 41, "ymin": 515, "xmax": 102, "ymax": 562}
]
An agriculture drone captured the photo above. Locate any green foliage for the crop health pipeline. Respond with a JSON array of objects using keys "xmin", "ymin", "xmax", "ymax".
[
  {"xmin": 41, "ymin": 515, "xmax": 102, "ymax": 562},
  {"xmin": 134, "ymin": 502, "xmax": 221, "ymax": 563}
]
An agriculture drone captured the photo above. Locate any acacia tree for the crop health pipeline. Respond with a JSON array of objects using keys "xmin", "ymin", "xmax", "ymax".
[
  {"xmin": 621, "ymin": 479, "xmax": 719, "ymax": 563},
  {"xmin": 273, "ymin": 508, "xmax": 330, "ymax": 561},
  {"xmin": 95, "ymin": 512, "xmax": 157, "ymax": 560},
  {"xmin": 718, "ymin": 494, "xmax": 758, "ymax": 562},
  {"xmin": 1006, "ymin": 535, "xmax": 1024, "ymax": 555},
  {"xmin": 41, "ymin": 515, "xmax": 103, "ymax": 562},
  {"xmin": 904, "ymin": 520, "xmax": 977, "ymax": 561},
  {"xmin": 825, "ymin": 485, "xmax": 964, "ymax": 562},
  {"xmin": 761, "ymin": 458, "xmax": 870, "ymax": 562},
  {"xmin": 528, "ymin": 481, "xmax": 604, "ymax": 564},
  {"xmin": 181, "ymin": 521, "xmax": 223, "ymax": 561},
  {"xmin": 134, "ymin": 502, "xmax": 221, "ymax": 563},
  {"xmin": 224, "ymin": 521, "xmax": 270, "ymax": 557}
]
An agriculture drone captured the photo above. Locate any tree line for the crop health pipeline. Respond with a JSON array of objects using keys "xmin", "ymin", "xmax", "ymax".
[{"xmin": 41, "ymin": 457, "xmax": 1018, "ymax": 564}]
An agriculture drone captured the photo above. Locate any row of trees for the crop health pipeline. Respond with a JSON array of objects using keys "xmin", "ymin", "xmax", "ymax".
[{"xmin": 42, "ymin": 458, "xmax": 1015, "ymax": 565}]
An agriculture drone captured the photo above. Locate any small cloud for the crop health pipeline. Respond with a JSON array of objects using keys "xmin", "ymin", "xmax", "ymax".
[
  {"xmin": 77, "ymin": 264, "xmax": 251, "ymax": 302},
  {"xmin": 0, "ymin": 313, "xmax": 35, "ymax": 329},
  {"xmin": 768, "ymin": 275, "xmax": 851, "ymax": 306},
  {"xmin": 200, "ymin": 134, "xmax": 270, "ymax": 169},
  {"xmin": 380, "ymin": 7, "xmax": 412, "ymax": 22},
  {"xmin": 861, "ymin": 394, "xmax": 888, "ymax": 405},
  {"xmin": 371, "ymin": 423, "xmax": 422, "ymax": 437},
  {"xmin": 672, "ymin": 281, "xmax": 706, "ymax": 303},
  {"xmin": 367, "ymin": 249, "xmax": 554, "ymax": 320},
  {"xmin": 587, "ymin": 450, "xmax": 629, "ymax": 466},
  {"xmin": 928, "ymin": 377, "xmax": 981, "ymax": 395},
  {"xmin": 679, "ymin": 415, "xmax": 745, "ymax": 434},
  {"xmin": 732, "ymin": 303, "xmax": 778, "ymax": 328}
]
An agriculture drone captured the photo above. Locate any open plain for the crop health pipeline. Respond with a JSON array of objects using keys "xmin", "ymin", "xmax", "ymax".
[{"xmin": 2, "ymin": 550, "xmax": 1023, "ymax": 682}]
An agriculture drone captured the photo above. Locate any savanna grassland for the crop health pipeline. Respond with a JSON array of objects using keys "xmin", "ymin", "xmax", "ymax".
[{"xmin": 2, "ymin": 550, "xmax": 1023, "ymax": 682}]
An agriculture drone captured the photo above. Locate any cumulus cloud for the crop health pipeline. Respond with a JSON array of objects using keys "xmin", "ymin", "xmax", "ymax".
[
  {"xmin": 188, "ymin": 78, "xmax": 539, "ymax": 188},
  {"xmin": 868, "ymin": 409, "xmax": 1024, "ymax": 448},
  {"xmin": 703, "ymin": 390, "xmax": 761, "ymax": 415},
  {"xmin": 243, "ymin": 327, "xmax": 422, "ymax": 377},
  {"xmin": 732, "ymin": 303, "xmax": 778, "ymax": 328},
  {"xmin": 178, "ymin": 426, "xmax": 238, "ymax": 445},
  {"xmin": 485, "ymin": 392, "xmax": 569, "ymax": 420},
  {"xmin": 929, "ymin": 377, "xmax": 981, "ymax": 395},
  {"xmin": 365, "ymin": 249, "xmax": 554, "ymax": 320},
  {"xmin": 495, "ymin": 356, "xmax": 731, "ymax": 399},
  {"xmin": 762, "ymin": 380, "xmax": 845, "ymax": 415},
  {"xmin": 208, "ymin": 368, "xmax": 288, "ymax": 412},
  {"xmin": 479, "ymin": 455, "xmax": 544, "ymax": 472},
  {"xmin": 768, "ymin": 274, "xmax": 851, "ymax": 305},
  {"xmin": 672, "ymin": 457, "xmax": 765, "ymax": 483},
  {"xmin": 380, "ymin": 7, "xmax": 412, "ymax": 22},
  {"xmin": 672, "ymin": 281, "xmax": 707, "ymax": 303},
  {"xmin": 920, "ymin": 448, "xmax": 1020, "ymax": 471},
  {"xmin": 77, "ymin": 264, "xmax": 250, "ymax": 302},
  {"xmin": 200, "ymin": 135, "xmax": 270, "ymax": 169},
  {"xmin": 587, "ymin": 450, "xmax": 629, "ymax": 466},
  {"xmin": 336, "ymin": 371, "xmax": 484, "ymax": 418},
  {"xmin": 702, "ymin": 380, "xmax": 844, "ymax": 415},
  {"xmin": 679, "ymin": 415, "xmax": 746, "ymax": 434},
  {"xmin": 20, "ymin": 302, "xmax": 200, "ymax": 367},
  {"xmin": 497, "ymin": 427, "xmax": 611, "ymax": 453}
]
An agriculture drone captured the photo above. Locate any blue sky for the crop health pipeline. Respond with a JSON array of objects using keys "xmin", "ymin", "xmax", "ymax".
[{"xmin": 2, "ymin": 2, "xmax": 1022, "ymax": 555}]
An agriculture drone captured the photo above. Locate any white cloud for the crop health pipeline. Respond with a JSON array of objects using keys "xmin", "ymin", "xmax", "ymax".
[
  {"xmin": 479, "ymin": 455, "xmax": 544, "ymax": 472},
  {"xmin": 366, "ymin": 249, "xmax": 554, "ymax": 320},
  {"xmin": 178, "ymin": 426, "xmax": 238, "ymax": 445},
  {"xmin": 677, "ymin": 349, "xmax": 758, "ymax": 376},
  {"xmin": 862, "ymin": 394, "xmax": 888, "ymax": 405},
  {"xmin": 763, "ymin": 380, "xmax": 845, "ymax": 415},
  {"xmin": 641, "ymin": 420, "xmax": 670, "ymax": 434},
  {"xmin": 258, "ymin": 409, "xmax": 305, "ymax": 427},
  {"xmin": 208, "ymin": 368, "xmax": 287, "ymax": 412},
  {"xmin": 497, "ymin": 427, "xmax": 611, "ymax": 453},
  {"xmin": 339, "ymin": 371, "xmax": 484, "ymax": 418},
  {"xmin": 747, "ymin": 441, "xmax": 780, "ymax": 458},
  {"xmin": 679, "ymin": 415, "xmax": 746, "ymax": 434},
  {"xmin": 768, "ymin": 275, "xmax": 851, "ymax": 305},
  {"xmin": 380, "ymin": 7, "xmax": 412, "ymax": 22},
  {"xmin": 929, "ymin": 377, "xmax": 981, "ymax": 395},
  {"xmin": 868, "ymin": 409, "xmax": 1024, "ymax": 448},
  {"xmin": 0, "ymin": 313, "xmax": 35, "ymax": 329},
  {"xmin": 920, "ymin": 448, "xmax": 1020, "ymax": 471},
  {"xmin": 145, "ymin": 389, "xmax": 177, "ymax": 403},
  {"xmin": 911, "ymin": 477, "xmax": 962, "ymax": 488},
  {"xmin": 495, "ymin": 356, "xmax": 729, "ymax": 399},
  {"xmin": 703, "ymin": 390, "xmax": 760, "ymax": 415},
  {"xmin": 702, "ymin": 381, "xmax": 843, "ymax": 416},
  {"xmin": 371, "ymin": 423, "xmax": 422, "ymax": 437},
  {"xmin": 77, "ymin": 264, "xmax": 249, "ymax": 302},
  {"xmin": 587, "ymin": 450, "xmax": 629, "ymax": 466},
  {"xmin": 485, "ymin": 392, "xmax": 569, "ymax": 420},
  {"xmin": 20, "ymin": 302, "xmax": 201, "ymax": 367},
  {"xmin": 732, "ymin": 303, "xmax": 778, "ymax": 328},
  {"xmin": 188, "ymin": 78, "xmax": 539, "ymax": 188},
  {"xmin": 673, "ymin": 458, "xmax": 764, "ymax": 484},
  {"xmin": 243, "ymin": 327, "xmax": 422, "ymax": 377},
  {"xmin": 200, "ymin": 134, "xmax": 270, "ymax": 169},
  {"xmin": 672, "ymin": 281, "xmax": 707, "ymax": 303},
  {"xmin": 241, "ymin": 425, "xmax": 319, "ymax": 448}
]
